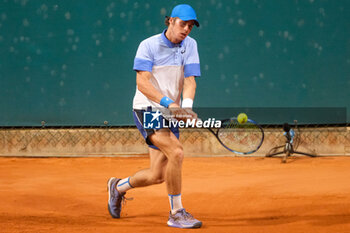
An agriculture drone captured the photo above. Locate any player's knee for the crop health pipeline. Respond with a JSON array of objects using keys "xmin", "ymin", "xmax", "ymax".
[{"xmin": 169, "ymin": 147, "xmax": 184, "ymax": 164}]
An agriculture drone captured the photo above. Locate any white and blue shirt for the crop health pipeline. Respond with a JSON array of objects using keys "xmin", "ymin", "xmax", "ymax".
[{"xmin": 132, "ymin": 30, "xmax": 200, "ymax": 109}]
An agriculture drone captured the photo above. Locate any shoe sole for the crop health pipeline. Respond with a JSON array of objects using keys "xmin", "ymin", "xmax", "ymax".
[{"xmin": 167, "ymin": 220, "xmax": 202, "ymax": 229}]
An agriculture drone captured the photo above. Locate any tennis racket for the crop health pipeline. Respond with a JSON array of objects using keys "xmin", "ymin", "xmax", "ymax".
[
  {"xmin": 207, "ymin": 117, "xmax": 264, "ymax": 155},
  {"xmin": 161, "ymin": 108, "xmax": 264, "ymax": 154}
]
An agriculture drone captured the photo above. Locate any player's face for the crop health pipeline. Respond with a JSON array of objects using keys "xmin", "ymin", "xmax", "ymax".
[{"xmin": 168, "ymin": 18, "xmax": 195, "ymax": 43}]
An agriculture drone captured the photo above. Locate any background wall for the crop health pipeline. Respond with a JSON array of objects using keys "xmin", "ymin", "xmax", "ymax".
[{"xmin": 0, "ymin": 0, "xmax": 349, "ymax": 126}]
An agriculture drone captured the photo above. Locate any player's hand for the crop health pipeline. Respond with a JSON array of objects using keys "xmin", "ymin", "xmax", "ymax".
[
  {"xmin": 169, "ymin": 103, "xmax": 197, "ymax": 121},
  {"xmin": 182, "ymin": 108, "xmax": 198, "ymax": 120}
]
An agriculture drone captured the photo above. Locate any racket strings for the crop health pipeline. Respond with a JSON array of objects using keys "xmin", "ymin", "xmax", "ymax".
[{"xmin": 218, "ymin": 120, "xmax": 263, "ymax": 152}]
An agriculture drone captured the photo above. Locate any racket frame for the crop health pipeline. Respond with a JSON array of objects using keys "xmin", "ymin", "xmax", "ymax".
[{"xmin": 207, "ymin": 118, "xmax": 264, "ymax": 155}]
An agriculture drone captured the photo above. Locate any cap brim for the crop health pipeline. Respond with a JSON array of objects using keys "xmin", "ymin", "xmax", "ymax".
[{"xmin": 179, "ymin": 16, "xmax": 200, "ymax": 27}]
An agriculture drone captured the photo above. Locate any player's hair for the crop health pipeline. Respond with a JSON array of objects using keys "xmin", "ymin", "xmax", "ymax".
[
  {"xmin": 165, "ymin": 16, "xmax": 179, "ymax": 27},
  {"xmin": 165, "ymin": 16, "xmax": 170, "ymax": 26}
]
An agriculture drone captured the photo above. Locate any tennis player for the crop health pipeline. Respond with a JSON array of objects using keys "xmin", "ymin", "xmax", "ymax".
[{"xmin": 107, "ymin": 4, "xmax": 202, "ymax": 229}]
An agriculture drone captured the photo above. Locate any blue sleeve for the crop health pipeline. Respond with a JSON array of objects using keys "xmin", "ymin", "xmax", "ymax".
[
  {"xmin": 184, "ymin": 39, "xmax": 201, "ymax": 77},
  {"xmin": 133, "ymin": 40, "xmax": 154, "ymax": 72}
]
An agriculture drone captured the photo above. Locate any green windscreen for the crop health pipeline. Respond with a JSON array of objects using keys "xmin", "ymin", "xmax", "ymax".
[{"xmin": 0, "ymin": 0, "xmax": 349, "ymax": 126}]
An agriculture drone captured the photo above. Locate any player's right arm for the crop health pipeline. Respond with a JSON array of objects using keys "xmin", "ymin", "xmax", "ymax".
[
  {"xmin": 136, "ymin": 71, "xmax": 187, "ymax": 118},
  {"xmin": 136, "ymin": 70, "xmax": 191, "ymax": 111},
  {"xmin": 136, "ymin": 70, "xmax": 165, "ymax": 104},
  {"xmin": 134, "ymin": 39, "xmax": 183, "ymax": 113},
  {"xmin": 134, "ymin": 40, "xmax": 177, "ymax": 108}
]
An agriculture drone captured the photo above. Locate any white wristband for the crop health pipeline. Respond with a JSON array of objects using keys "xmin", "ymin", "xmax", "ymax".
[{"xmin": 181, "ymin": 98, "xmax": 193, "ymax": 108}]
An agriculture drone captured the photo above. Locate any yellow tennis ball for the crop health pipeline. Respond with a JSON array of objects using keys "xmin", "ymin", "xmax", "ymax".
[{"xmin": 237, "ymin": 113, "xmax": 248, "ymax": 124}]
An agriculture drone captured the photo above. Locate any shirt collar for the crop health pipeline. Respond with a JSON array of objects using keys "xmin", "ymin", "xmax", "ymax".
[{"xmin": 161, "ymin": 29, "xmax": 184, "ymax": 48}]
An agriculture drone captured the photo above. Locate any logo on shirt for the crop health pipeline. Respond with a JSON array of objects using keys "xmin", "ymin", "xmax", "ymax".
[{"xmin": 143, "ymin": 110, "xmax": 162, "ymax": 129}]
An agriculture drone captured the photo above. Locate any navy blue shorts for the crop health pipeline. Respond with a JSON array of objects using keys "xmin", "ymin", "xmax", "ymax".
[{"xmin": 133, "ymin": 108, "xmax": 179, "ymax": 150}]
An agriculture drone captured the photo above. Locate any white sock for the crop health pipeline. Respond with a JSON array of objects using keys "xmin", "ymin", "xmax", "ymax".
[
  {"xmin": 168, "ymin": 194, "xmax": 183, "ymax": 214},
  {"xmin": 116, "ymin": 177, "xmax": 134, "ymax": 193}
]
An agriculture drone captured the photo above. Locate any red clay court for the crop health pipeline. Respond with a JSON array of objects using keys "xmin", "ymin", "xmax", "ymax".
[{"xmin": 1, "ymin": 156, "xmax": 349, "ymax": 233}]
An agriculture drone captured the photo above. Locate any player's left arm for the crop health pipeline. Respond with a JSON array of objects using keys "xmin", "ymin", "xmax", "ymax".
[
  {"xmin": 181, "ymin": 76, "xmax": 197, "ymax": 119},
  {"xmin": 182, "ymin": 38, "xmax": 200, "ymax": 118},
  {"xmin": 182, "ymin": 76, "xmax": 196, "ymax": 104}
]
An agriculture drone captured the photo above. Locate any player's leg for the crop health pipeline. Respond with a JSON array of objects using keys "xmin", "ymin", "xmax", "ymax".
[
  {"xmin": 107, "ymin": 147, "xmax": 168, "ymax": 218},
  {"xmin": 118, "ymin": 147, "xmax": 168, "ymax": 189},
  {"xmin": 149, "ymin": 129, "xmax": 202, "ymax": 228},
  {"xmin": 107, "ymin": 109, "xmax": 170, "ymax": 218},
  {"xmin": 149, "ymin": 128, "xmax": 183, "ymax": 195}
]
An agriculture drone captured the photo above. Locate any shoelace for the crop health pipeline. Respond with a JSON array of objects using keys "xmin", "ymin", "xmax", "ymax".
[
  {"xmin": 122, "ymin": 195, "xmax": 134, "ymax": 206},
  {"xmin": 180, "ymin": 210, "xmax": 194, "ymax": 220}
]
